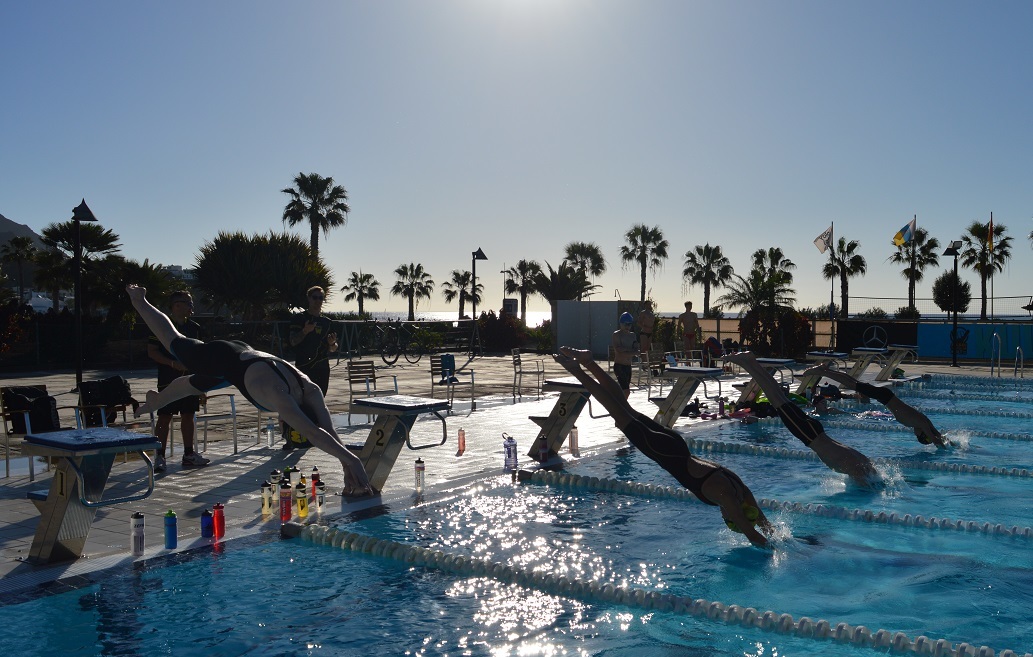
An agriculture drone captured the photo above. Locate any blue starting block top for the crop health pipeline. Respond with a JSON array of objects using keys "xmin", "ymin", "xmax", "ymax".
[
  {"xmin": 666, "ymin": 366, "xmax": 723, "ymax": 376},
  {"xmin": 543, "ymin": 377, "xmax": 588, "ymax": 390},
  {"xmin": 888, "ymin": 344, "xmax": 918, "ymax": 350},
  {"xmin": 807, "ymin": 351, "xmax": 848, "ymax": 359},
  {"xmin": 852, "ymin": 347, "xmax": 888, "ymax": 354},
  {"xmin": 25, "ymin": 427, "xmax": 157, "ymax": 451},
  {"xmin": 352, "ymin": 395, "xmax": 450, "ymax": 413},
  {"xmin": 756, "ymin": 358, "xmax": 795, "ymax": 365}
]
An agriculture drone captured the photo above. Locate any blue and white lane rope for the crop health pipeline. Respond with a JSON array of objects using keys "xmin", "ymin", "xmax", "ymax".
[
  {"xmin": 286, "ymin": 521, "xmax": 1028, "ymax": 657},
  {"xmin": 524, "ymin": 470, "xmax": 1033, "ymax": 539},
  {"xmin": 687, "ymin": 434, "xmax": 1033, "ymax": 479}
]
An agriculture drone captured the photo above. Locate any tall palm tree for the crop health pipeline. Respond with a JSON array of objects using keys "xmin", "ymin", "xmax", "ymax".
[
  {"xmin": 682, "ymin": 243, "xmax": 734, "ymax": 316},
  {"xmin": 281, "ymin": 172, "xmax": 350, "ymax": 259},
  {"xmin": 960, "ymin": 220, "xmax": 1013, "ymax": 320},
  {"xmin": 32, "ymin": 247, "xmax": 69, "ymax": 311},
  {"xmin": 563, "ymin": 241, "xmax": 606, "ymax": 300},
  {"xmin": 40, "ymin": 220, "xmax": 122, "ymax": 315},
  {"xmin": 821, "ymin": 237, "xmax": 867, "ymax": 317},
  {"xmin": 619, "ymin": 224, "xmax": 669, "ymax": 302},
  {"xmin": 441, "ymin": 269, "xmax": 482, "ymax": 319},
  {"xmin": 531, "ymin": 262, "xmax": 598, "ymax": 343},
  {"xmin": 391, "ymin": 263, "xmax": 434, "ymax": 321},
  {"xmin": 0, "ymin": 236, "xmax": 37, "ymax": 302},
  {"xmin": 341, "ymin": 271, "xmax": 380, "ymax": 318},
  {"xmin": 717, "ymin": 269, "xmax": 796, "ymax": 316},
  {"xmin": 750, "ymin": 246, "xmax": 796, "ymax": 284},
  {"xmin": 505, "ymin": 259, "xmax": 542, "ymax": 325},
  {"xmin": 887, "ymin": 227, "xmax": 940, "ymax": 309}
]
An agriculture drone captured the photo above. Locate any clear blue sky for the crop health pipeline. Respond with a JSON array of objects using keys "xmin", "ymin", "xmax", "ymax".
[{"xmin": 3, "ymin": 1, "xmax": 1031, "ymax": 316}]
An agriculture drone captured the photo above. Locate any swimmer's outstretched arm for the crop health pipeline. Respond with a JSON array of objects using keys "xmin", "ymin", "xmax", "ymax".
[{"xmin": 126, "ymin": 284, "xmax": 188, "ymax": 354}]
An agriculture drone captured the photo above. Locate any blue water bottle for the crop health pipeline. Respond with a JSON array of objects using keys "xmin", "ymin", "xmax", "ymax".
[
  {"xmin": 200, "ymin": 508, "xmax": 214, "ymax": 538},
  {"xmin": 503, "ymin": 433, "xmax": 518, "ymax": 471},
  {"xmin": 164, "ymin": 509, "xmax": 178, "ymax": 549}
]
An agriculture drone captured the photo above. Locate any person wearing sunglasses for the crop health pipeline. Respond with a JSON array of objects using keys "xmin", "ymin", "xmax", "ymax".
[{"xmin": 285, "ymin": 286, "xmax": 339, "ymax": 449}]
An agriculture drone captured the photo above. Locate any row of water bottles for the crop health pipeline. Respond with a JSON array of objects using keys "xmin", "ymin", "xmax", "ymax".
[
  {"xmin": 262, "ymin": 465, "xmax": 327, "ymax": 522},
  {"xmin": 130, "ymin": 503, "xmax": 226, "ymax": 556}
]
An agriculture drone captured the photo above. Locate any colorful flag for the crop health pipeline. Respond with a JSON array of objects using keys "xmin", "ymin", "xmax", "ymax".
[
  {"xmin": 892, "ymin": 217, "xmax": 916, "ymax": 247},
  {"xmin": 813, "ymin": 225, "xmax": 833, "ymax": 254}
]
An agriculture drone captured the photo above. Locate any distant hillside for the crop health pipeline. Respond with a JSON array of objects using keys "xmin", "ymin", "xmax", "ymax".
[{"xmin": 0, "ymin": 212, "xmax": 45, "ymax": 294}]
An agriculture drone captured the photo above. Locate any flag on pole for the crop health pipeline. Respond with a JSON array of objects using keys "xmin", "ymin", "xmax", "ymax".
[
  {"xmin": 813, "ymin": 225, "xmax": 833, "ymax": 254},
  {"xmin": 988, "ymin": 213, "xmax": 993, "ymax": 254},
  {"xmin": 892, "ymin": 217, "xmax": 916, "ymax": 246}
]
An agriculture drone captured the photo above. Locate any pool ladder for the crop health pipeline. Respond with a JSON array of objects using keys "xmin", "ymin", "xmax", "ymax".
[{"xmin": 989, "ymin": 332, "xmax": 1025, "ymax": 378}]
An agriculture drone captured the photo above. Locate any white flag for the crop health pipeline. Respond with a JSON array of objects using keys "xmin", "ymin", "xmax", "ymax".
[{"xmin": 813, "ymin": 225, "xmax": 833, "ymax": 254}]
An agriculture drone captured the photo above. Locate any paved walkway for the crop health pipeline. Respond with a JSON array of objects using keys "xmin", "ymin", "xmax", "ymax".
[{"xmin": 0, "ymin": 353, "xmax": 1003, "ymax": 596}]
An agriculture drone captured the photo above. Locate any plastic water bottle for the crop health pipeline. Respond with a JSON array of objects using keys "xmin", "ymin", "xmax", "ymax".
[
  {"xmin": 288, "ymin": 466, "xmax": 300, "ymax": 487},
  {"xmin": 295, "ymin": 481, "xmax": 308, "ymax": 518},
  {"xmin": 261, "ymin": 481, "xmax": 273, "ymax": 515},
  {"xmin": 503, "ymin": 434, "xmax": 518, "ymax": 471},
  {"xmin": 266, "ymin": 418, "xmax": 275, "ymax": 448},
  {"xmin": 279, "ymin": 480, "xmax": 292, "ymax": 522},
  {"xmin": 414, "ymin": 458, "xmax": 425, "ymax": 493},
  {"xmin": 316, "ymin": 481, "xmax": 326, "ymax": 512},
  {"xmin": 569, "ymin": 426, "xmax": 580, "ymax": 457},
  {"xmin": 130, "ymin": 512, "xmax": 145, "ymax": 556},
  {"xmin": 269, "ymin": 469, "xmax": 281, "ymax": 486},
  {"xmin": 310, "ymin": 467, "xmax": 320, "ymax": 498},
  {"xmin": 538, "ymin": 439, "xmax": 549, "ymax": 463},
  {"xmin": 213, "ymin": 503, "xmax": 225, "ymax": 538},
  {"xmin": 164, "ymin": 509, "xmax": 178, "ymax": 550},
  {"xmin": 201, "ymin": 508, "xmax": 214, "ymax": 538},
  {"xmin": 456, "ymin": 427, "xmax": 466, "ymax": 457}
]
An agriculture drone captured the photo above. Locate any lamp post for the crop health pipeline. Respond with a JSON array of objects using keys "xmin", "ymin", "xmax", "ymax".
[
  {"xmin": 71, "ymin": 199, "xmax": 98, "ymax": 389},
  {"xmin": 943, "ymin": 240, "xmax": 962, "ymax": 368},
  {"xmin": 471, "ymin": 248, "xmax": 487, "ymax": 318}
]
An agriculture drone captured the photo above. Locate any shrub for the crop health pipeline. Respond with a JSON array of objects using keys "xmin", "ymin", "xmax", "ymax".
[
  {"xmin": 856, "ymin": 308, "xmax": 888, "ymax": 319},
  {"xmin": 894, "ymin": 306, "xmax": 921, "ymax": 320},
  {"xmin": 737, "ymin": 308, "xmax": 813, "ymax": 357},
  {"xmin": 477, "ymin": 310, "xmax": 526, "ymax": 353}
]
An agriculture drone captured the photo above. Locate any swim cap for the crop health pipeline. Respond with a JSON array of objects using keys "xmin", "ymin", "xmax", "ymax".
[
  {"xmin": 619, "ymin": 312, "xmax": 634, "ymax": 324},
  {"xmin": 724, "ymin": 503, "xmax": 761, "ymax": 534}
]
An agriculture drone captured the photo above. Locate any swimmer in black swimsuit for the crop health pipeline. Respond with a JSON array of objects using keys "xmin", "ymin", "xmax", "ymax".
[
  {"xmin": 126, "ymin": 284, "xmax": 376, "ymax": 497},
  {"xmin": 725, "ymin": 352, "xmax": 881, "ymax": 487},
  {"xmin": 555, "ymin": 347, "xmax": 771, "ymax": 546},
  {"xmin": 804, "ymin": 364, "xmax": 947, "ymax": 447}
]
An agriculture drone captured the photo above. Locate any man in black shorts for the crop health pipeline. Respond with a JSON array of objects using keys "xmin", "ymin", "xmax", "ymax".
[
  {"xmin": 611, "ymin": 313, "xmax": 638, "ymax": 399},
  {"xmin": 147, "ymin": 290, "xmax": 209, "ymax": 472},
  {"xmin": 555, "ymin": 347, "xmax": 771, "ymax": 546},
  {"xmin": 289, "ymin": 285, "xmax": 338, "ymax": 394},
  {"xmin": 127, "ymin": 284, "xmax": 375, "ymax": 497}
]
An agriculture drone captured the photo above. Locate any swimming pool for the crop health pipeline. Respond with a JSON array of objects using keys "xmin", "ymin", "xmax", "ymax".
[{"xmin": 4, "ymin": 376, "xmax": 1032, "ymax": 656}]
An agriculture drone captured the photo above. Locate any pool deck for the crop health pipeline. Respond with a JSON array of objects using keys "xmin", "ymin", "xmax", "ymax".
[{"xmin": 0, "ymin": 355, "xmax": 1007, "ymax": 595}]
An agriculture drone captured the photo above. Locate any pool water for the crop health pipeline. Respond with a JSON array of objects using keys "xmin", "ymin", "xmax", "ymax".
[{"xmin": 4, "ymin": 377, "xmax": 1033, "ymax": 656}]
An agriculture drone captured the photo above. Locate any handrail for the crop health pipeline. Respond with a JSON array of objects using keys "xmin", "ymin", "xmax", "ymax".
[
  {"xmin": 1015, "ymin": 347, "xmax": 1025, "ymax": 379},
  {"xmin": 65, "ymin": 450, "xmax": 156, "ymax": 508},
  {"xmin": 990, "ymin": 332, "xmax": 1002, "ymax": 377}
]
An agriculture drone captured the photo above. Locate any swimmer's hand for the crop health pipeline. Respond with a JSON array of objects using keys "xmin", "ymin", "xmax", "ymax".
[{"xmin": 126, "ymin": 283, "xmax": 147, "ymax": 302}]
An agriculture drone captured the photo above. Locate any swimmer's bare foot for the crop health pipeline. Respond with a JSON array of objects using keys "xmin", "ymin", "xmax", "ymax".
[
  {"xmin": 135, "ymin": 389, "xmax": 159, "ymax": 417},
  {"xmin": 341, "ymin": 483, "xmax": 379, "ymax": 499},
  {"xmin": 803, "ymin": 362, "xmax": 832, "ymax": 377},
  {"xmin": 722, "ymin": 351, "xmax": 753, "ymax": 365},
  {"xmin": 553, "ymin": 353, "xmax": 581, "ymax": 376},
  {"xmin": 558, "ymin": 346, "xmax": 592, "ymax": 364}
]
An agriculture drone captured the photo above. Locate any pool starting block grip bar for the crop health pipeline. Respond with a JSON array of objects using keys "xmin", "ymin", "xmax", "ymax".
[{"xmin": 285, "ymin": 520, "xmax": 1025, "ymax": 657}]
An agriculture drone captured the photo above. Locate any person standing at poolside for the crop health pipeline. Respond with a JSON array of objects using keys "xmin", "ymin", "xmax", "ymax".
[
  {"xmin": 679, "ymin": 301, "xmax": 700, "ymax": 355},
  {"xmin": 636, "ymin": 301, "xmax": 656, "ymax": 356},
  {"xmin": 725, "ymin": 352, "xmax": 881, "ymax": 487},
  {"xmin": 290, "ymin": 285, "xmax": 338, "ymax": 395},
  {"xmin": 555, "ymin": 347, "xmax": 771, "ymax": 546},
  {"xmin": 147, "ymin": 290, "xmax": 209, "ymax": 472},
  {"xmin": 612, "ymin": 312, "xmax": 639, "ymax": 399},
  {"xmin": 804, "ymin": 363, "xmax": 947, "ymax": 447},
  {"xmin": 126, "ymin": 284, "xmax": 376, "ymax": 498}
]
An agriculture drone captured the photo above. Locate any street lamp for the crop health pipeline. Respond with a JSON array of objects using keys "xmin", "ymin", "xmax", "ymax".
[
  {"xmin": 71, "ymin": 199, "xmax": 98, "ymax": 389},
  {"xmin": 471, "ymin": 248, "xmax": 487, "ymax": 318},
  {"xmin": 943, "ymin": 240, "xmax": 962, "ymax": 367}
]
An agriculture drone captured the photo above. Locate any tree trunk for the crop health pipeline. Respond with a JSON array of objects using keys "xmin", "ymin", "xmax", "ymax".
[{"xmin": 310, "ymin": 223, "xmax": 320, "ymax": 259}]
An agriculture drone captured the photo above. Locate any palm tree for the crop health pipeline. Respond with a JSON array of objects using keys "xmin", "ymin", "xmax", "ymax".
[
  {"xmin": 40, "ymin": 220, "xmax": 122, "ymax": 315},
  {"xmin": 531, "ymin": 261, "xmax": 598, "ymax": 343},
  {"xmin": 0, "ymin": 236, "xmax": 37, "ymax": 302},
  {"xmin": 960, "ymin": 220, "xmax": 1013, "ymax": 320},
  {"xmin": 821, "ymin": 237, "xmax": 867, "ymax": 317},
  {"xmin": 440, "ymin": 269, "xmax": 482, "ymax": 319},
  {"xmin": 341, "ymin": 271, "xmax": 380, "ymax": 318},
  {"xmin": 887, "ymin": 227, "xmax": 940, "ymax": 310},
  {"xmin": 281, "ymin": 172, "xmax": 350, "ymax": 259},
  {"xmin": 750, "ymin": 246, "xmax": 796, "ymax": 284},
  {"xmin": 563, "ymin": 241, "xmax": 606, "ymax": 300},
  {"xmin": 505, "ymin": 259, "xmax": 542, "ymax": 325},
  {"xmin": 682, "ymin": 243, "xmax": 734, "ymax": 316},
  {"xmin": 32, "ymin": 248, "xmax": 70, "ymax": 311},
  {"xmin": 391, "ymin": 263, "xmax": 434, "ymax": 321},
  {"xmin": 717, "ymin": 269, "xmax": 796, "ymax": 316},
  {"xmin": 619, "ymin": 224, "xmax": 669, "ymax": 302}
]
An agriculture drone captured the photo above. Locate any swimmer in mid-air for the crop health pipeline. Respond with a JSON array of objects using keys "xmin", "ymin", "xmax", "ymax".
[
  {"xmin": 724, "ymin": 352, "xmax": 881, "ymax": 487},
  {"xmin": 554, "ymin": 347, "xmax": 772, "ymax": 546},
  {"xmin": 803, "ymin": 364, "xmax": 947, "ymax": 447},
  {"xmin": 126, "ymin": 284, "xmax": 376, "ymax": 498}
]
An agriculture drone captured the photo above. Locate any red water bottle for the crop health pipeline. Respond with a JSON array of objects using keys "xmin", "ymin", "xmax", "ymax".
[
  {"xmin": 212, "ymin": 503, "xmax": 225, "ymax": 538},
  {"xmin": 310, "ymin": 467, "xmax": 320, "ymax": 498},
  {"xmin": 456, "ymin": 427, "xmax": 466, "ymax": 457},
  {"xmin": 279, "ymin": 480, "xmax": 292, "ymax": 522}
]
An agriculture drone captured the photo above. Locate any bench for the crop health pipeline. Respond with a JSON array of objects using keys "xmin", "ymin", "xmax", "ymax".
[
  {"xmin": 20, "ymin": 427, "xmax": 160, "ymax": 563},
  {"xmin": 347, "ymin": 395, "xmax": 450, "ymax": 491},
  {"xmin": 347, "ymin": 360, "xmax": 399, "ymax": 423},
  {"xmin": 430, "ymin": 354, "xmax": 475, "ymax": 411}
]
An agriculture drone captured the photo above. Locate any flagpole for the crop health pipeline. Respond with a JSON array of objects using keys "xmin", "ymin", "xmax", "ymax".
[
  {"xmin": 990, "ymin": 211, "xmax": 994, "ymax": 319},
  {"xmin": 829, "ymin": 222, "xmax": 835, "ymax": 348},
  {"xmin": 910, "ymin": 215, "xmax": 917, "ymax": 311}
]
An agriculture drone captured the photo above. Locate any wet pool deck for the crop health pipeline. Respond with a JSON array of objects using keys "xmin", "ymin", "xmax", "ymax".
[{"xmin": 0, "ymin": 355, "xmax": 1005, "ymax": 595}]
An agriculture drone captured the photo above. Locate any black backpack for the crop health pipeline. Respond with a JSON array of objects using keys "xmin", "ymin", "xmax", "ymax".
[
  {"xmin": 79, "ymin": 376, "xmax": 138, "ymax": 427},
  {"xmin": 2, "ymin": 386, "xmax": 61, "ymax": 433}
]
